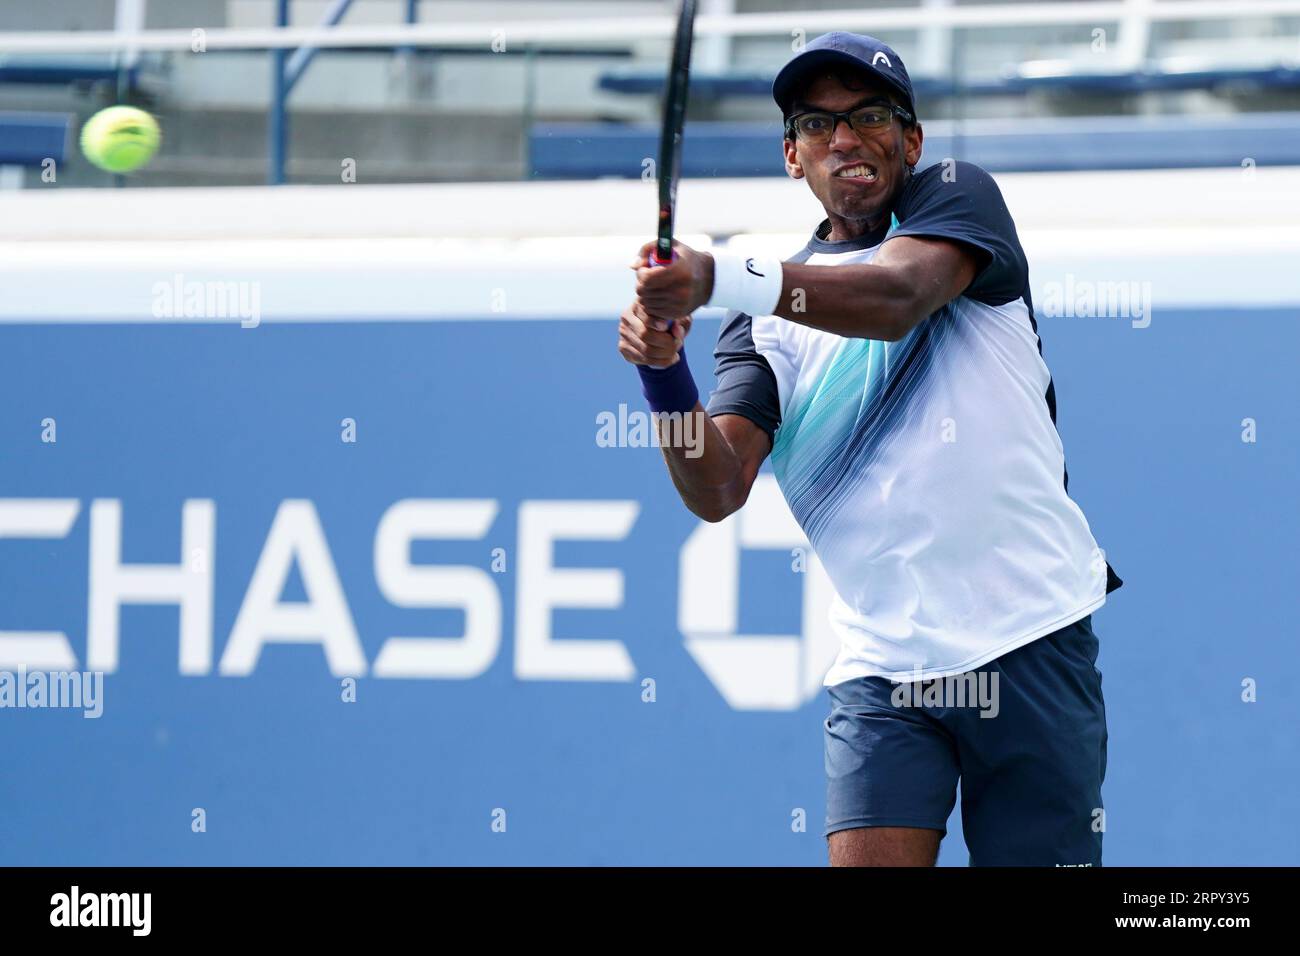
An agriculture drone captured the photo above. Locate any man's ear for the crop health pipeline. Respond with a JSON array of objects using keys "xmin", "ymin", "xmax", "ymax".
[
  {"xmin": 783, "ymin": 138, "xmax": 805, "ymax": 180},
  {"xmin": 903, "ymin": 122, "xmax": 923, "ymax": 171}
]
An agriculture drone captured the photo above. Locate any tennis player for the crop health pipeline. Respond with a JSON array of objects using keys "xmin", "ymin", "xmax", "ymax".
[{"xmin": 618, "ymin": 32, "xmax": 1122, "ymax": 866}]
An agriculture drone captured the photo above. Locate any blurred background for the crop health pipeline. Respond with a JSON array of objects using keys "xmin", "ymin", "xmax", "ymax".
[
  {"xmin": 0, "ymin": 0, "xmax": 1297, "ymax": 866},
  {"xmin": 3, "ymin": 0, "xmax": 1300, "ymax": 184}
]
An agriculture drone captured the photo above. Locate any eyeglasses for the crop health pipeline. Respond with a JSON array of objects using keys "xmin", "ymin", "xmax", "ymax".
[{"xmin": 785, "ymin": 103, "xmax": 914, "ymax": 144}]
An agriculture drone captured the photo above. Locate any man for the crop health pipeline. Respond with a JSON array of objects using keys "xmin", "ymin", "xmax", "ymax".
[{"xmin": 618, "ymin": 32, "xmax": 1121, "ymax": 867}]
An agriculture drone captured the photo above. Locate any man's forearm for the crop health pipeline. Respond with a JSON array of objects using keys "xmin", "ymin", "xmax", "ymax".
[
  {"xmin": 654, "ymin": 404, "xmax": 750, "ymax": 523},
  {"xmin": 772, "ymin": 262, "xmax": 921, "ymax": 340},
  {"xmin": 690, "ymin": 238, "xmax": 978, "ymax": 343}
]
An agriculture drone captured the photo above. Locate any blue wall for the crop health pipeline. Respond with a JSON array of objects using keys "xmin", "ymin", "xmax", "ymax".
[
  {"xmin": 1, "ymin": 309, "xmax": 1296, "ymax": 865},
  {"xmin": 530, "ymin": 113, "xmax": 1300, "ymax": 178}
]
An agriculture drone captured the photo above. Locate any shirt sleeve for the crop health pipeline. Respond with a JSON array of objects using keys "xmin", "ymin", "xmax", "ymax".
[
  {"xmin": 705, "ymin": 309, "xmax": 781, "ymax": 445},
  {"xmin": 889, "ymin": 161, "xmax": 1029, "ymax": 306}
]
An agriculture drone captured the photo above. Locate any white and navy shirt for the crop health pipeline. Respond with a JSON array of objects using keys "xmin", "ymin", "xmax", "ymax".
[{"xmin": 707, "ymin": 161, "xmax": 1122, "ymax": 684}]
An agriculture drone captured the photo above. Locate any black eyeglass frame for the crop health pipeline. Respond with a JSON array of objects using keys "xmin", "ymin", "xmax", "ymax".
[{"xmin": 784, "ymin": 101, "xmax": 916, "ymax": 142}]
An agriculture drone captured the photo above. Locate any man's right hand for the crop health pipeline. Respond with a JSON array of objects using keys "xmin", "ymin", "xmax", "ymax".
[
  {"xmin": 616, "ymin": 298, "xmax": 770, "ymax": 523},
  {"xmin": 617, "ymin": 298, "xmax": 691, "ymax": 367}
]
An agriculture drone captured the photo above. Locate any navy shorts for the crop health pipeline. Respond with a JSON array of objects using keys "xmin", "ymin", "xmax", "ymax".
[{"xmin": 823, "ymin": 615, "xmax": 1108, "ymax": 866}]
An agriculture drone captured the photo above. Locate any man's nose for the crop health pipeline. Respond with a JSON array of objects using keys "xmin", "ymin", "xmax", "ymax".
[{"xmin": 827, "ymin": 116, "xmax": 861, "ymax": 151}]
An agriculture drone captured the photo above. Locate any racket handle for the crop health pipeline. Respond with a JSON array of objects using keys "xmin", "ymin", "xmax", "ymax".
[
  {"xmin": 643, "ymin": 250, "xmax": 678, "ymax": 369},
  {"xmin": 650, "ymin": 251, "xmax": 681, "ymax": 335}
]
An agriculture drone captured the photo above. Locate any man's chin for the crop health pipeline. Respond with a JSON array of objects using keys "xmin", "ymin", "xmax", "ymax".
[
  {"xmin": 831, "ymin": 201, "xmax": 888, "ymax": 229},
  {"xmin": 829, "ymin": 185, "xmax": 899, "ymax": 224}
]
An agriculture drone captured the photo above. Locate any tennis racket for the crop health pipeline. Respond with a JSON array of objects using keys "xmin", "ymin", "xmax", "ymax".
[{"xmin": 653, "ymin": 0, "xmax": 698, "ymax": 267}]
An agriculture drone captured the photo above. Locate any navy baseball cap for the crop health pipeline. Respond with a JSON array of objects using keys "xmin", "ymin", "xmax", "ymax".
[{"xmin": 773, "ymin": 32, "xmax": 915, "ymax": 121}]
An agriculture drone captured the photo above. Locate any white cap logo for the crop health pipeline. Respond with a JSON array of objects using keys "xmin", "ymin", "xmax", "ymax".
[{"xmin": 872, "ymin": 51, "xmax": 892, "ymax": 69}]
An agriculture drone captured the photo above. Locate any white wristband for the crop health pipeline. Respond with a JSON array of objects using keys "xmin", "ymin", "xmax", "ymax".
[{"xmin": 705, "ymin": 250, "xmax": 784, "ymax": 317}]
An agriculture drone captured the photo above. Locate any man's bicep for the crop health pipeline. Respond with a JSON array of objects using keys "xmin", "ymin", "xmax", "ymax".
[
  {"xmin": 712, "ymin": 413, "xmax": 772, "ymax": 489},
  {"xmin": 705, "ymin": 308, "xmax": 782, "ymax": 502},
  {"xmin": 888, "ymin": 162, "xmax": 1028, "ymax": 305},
  {"xmin": 873, "ymin": 234, "xmax": 980, "ymax": 317}
]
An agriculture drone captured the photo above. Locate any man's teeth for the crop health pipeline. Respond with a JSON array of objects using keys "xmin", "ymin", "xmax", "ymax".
[{"xmin": 836, "ymin": 165, "xmax": 877, "ymax": 179}]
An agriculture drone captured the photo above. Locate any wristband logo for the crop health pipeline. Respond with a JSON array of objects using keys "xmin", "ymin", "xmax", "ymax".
[{"xmin": 712, "ymin": 250, "xmax": 784, "ymax": 317}]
